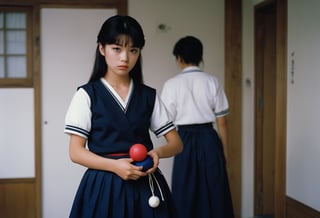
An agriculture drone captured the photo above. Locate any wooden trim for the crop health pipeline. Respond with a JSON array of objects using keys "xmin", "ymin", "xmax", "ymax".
[
  {"xmin": 33, "ymin": 3, "xmax": 41, "ymax": 217},
  {"xmin": 0, "ymin": 78, "xmax": 33, "ymax": 87},
  {"xmin": 286, "ymin": 196, "xmax": 320, "ymax": 218},
  {"xmin": 274, "ymin": 0, "xmax": 287, "ymax": 217},
  {"xmin": 0, "ymin": 0, "xmax": 127, "ymax": 14},
  {"xmin": 0, "ymin": 180, "xmax": 37, "ymax": 218},
  {"xmin": 0, "ymin": 178, "xmax": 35, "ymax": 183},
  {"xmin": 254, "ymin": 2, "xmax": 277, "ymax": 215},
  {"xmin": 0, "ymin": 6, "xmax": 34, "ymax": 87},
  {"xmin": 225, "ymin": 0, "xmax": 242, "ymax": 217},
  {"xmin": 26, "ymin": 5, "xmax": 33, "ymax": 84},
  {"xmin": 253, "ymin": 5, "xmax": 265, "ymax": 214}
]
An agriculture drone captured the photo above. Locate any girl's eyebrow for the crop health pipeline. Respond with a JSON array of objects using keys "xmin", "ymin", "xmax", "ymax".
[{"xmin": 113, "ymin": 42, "xmax": 137, "ymax": 48}]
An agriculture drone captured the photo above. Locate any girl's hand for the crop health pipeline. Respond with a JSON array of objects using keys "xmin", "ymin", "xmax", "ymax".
[
  {"xmin": 145, "ymin": 150, "xmax": 160, "ymax": 174},
  {"xmin": 113, "ymin": 158, "xmax": 147, "ymax": 180}
]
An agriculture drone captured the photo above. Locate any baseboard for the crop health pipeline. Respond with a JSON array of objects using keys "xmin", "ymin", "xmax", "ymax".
[{"xmin": 286, "ymin": 196, "xmax": 320, "ymax": 218}]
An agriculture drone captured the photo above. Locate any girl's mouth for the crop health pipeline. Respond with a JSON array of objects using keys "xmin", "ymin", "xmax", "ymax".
[{"xmin": 118, "ymin": 65, "xmax": 128, "ymax": 70}]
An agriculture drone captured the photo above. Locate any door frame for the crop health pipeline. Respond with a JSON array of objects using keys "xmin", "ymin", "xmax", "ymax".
[
  {"xmin": 254, "ymin": 1, "xmax": 277, "ymax": 216},
  {"xmin": 225, "ymin": 0, "xmax": 287, "ymax": 217},
  {"xmin": 34, "ymin": 2, "xmax": 127, "ymax": 217},
  {"xmin": 225, "ymin": 0, "xmax": 242, "ymax": 216},
  {"xmin": 253, "ymin": 0, "xmax": 287, "ymax": 217},
  {"xmin": 273, "ymin": 0, "xmax": 287, "ymax": 217}
]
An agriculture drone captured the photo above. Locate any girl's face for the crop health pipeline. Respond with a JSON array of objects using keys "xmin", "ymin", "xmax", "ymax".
[{"xmin": 99, "ymin": 35, "xmax": 140, "ymax": 78}]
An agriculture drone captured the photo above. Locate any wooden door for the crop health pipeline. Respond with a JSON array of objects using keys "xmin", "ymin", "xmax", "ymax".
[
  {"xmin": 254, "ymin": 1, "xmax": 276, "ymax": 216},
  {"xmin": 225, "ymin": 0, "xmax": 242, "ymax": 216}
]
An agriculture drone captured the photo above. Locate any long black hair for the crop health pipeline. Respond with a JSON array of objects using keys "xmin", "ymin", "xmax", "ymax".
[{"xmin": 89, "ymin": 15, "xmax": 145, "ymax": 84}]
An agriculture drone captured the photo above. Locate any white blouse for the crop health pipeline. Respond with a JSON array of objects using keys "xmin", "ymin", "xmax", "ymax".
[{"xmin": 161, "ymin": 66, "xmax": 229, "ymax": 126}]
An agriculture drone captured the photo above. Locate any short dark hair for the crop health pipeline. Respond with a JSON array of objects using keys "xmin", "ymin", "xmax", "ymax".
[{"xmin": 173, "ymin": 36, "xmax": 203, "ymax": 66}]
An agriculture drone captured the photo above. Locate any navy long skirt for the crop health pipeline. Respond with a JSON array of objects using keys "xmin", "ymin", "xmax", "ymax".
[
  {"xmin": 70, "ymin": 168, "xmax": 176, "ymax": 218},
  {"xmin": 172, "ymin": 123, "xmax": 234, "ymax": 218}
]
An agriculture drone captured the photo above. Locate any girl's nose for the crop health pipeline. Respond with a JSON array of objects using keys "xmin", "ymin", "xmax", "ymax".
[{"xmin": 120, "ymin": 50, "xmax": 129, "ymax": 62}]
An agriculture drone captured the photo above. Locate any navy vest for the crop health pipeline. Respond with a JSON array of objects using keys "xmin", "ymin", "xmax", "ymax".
[{"xmin": 80, "ymin": 80, "xmax": 155, "ymax": 155}]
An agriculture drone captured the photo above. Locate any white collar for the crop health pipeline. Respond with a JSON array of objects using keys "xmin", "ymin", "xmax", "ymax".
[{"xmin": 181, "ymin": 66, "xmax": 202, "ymax": 73}]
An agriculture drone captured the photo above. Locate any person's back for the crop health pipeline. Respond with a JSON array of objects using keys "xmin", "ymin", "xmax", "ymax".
[
  {"xmin": 162, "ymin": 67, "xmax": 227, "ymax": 125},
  {"xmin": 161, "ymin": 36, "xmax": 234, "ymax": 218}
]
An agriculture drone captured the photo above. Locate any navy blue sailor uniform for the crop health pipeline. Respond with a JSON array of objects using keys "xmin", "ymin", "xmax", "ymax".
[{"xmin": 65, "ymin": 78, "xmax": 177, "ymax": 218}]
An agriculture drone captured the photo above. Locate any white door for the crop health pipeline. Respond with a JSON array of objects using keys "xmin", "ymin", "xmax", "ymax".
[{"xmin": 41, "ymin": 8, "xmax": 116, "ymax": 218}]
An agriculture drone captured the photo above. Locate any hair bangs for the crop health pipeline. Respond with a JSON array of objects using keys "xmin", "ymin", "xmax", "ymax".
[{"xmin": 98, "ymin": 16, "xmax": 145, "ymax": 49}]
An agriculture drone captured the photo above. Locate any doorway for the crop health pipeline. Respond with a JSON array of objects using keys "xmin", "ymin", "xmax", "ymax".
[
  {"xmin": 40, "ymin": 8, "xmax": 116, "ymax": 217},
  {"xmin": 254, "ymin": 1, "xmax": 276, "ymax": 217}
]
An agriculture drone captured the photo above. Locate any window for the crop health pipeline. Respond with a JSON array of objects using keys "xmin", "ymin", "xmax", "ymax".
[{"xmin": 0, "ymin": 7, "xmax": 33, "ymax": 86}]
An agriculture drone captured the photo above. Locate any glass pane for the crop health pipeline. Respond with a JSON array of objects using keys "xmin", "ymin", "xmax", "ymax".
[
  {"xmin": 0, "ymin": 57, "xmax": 4, "ymax": 78},
  {"xmin": 6, "ymin": 13, "xmax": 26, "ymax": 29},
  {"xmin": 7, "ymin": 56, "xmax": 26, "ymax": 78},
  {"xmin": 0, "ymin": 30, "xmax": 3, "ymax": 54},
  {"xmin": 0, "ymin": 13, "xmax": 3, "ymax": 28},
  {"xmin": 6, "ymin": 30, "xmax": 26, "ymax": 54}
]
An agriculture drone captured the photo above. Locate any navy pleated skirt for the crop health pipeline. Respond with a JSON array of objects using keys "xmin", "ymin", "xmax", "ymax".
[
  {"xmin": 172, "ymin": 123, "xmax": 234, "ymax": 218},
  {"xmin": 70, "ymin": 168, "xmax": 176, "ymax": 218}
]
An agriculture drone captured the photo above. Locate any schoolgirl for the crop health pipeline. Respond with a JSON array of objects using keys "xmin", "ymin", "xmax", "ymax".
[{"xmin": 64, "ymin": 15, "xmax": 183, "ymax": 218}]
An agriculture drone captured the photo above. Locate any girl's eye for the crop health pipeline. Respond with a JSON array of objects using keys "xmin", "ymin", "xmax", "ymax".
[
  {"xmin": 130, "ymin": 48, "xmax": 139, "ymax": 54},
  {"xmin": 112, "ymin": 47, "xmax": 121, "ymax": 52}
]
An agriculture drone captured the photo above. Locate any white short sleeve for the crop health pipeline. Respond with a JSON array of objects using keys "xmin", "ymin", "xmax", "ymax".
[
  {"xmin": 211, "ymin": 78, "xmax": 229, "ymax": 117},
  {"xmin": 150, "ymin": 95, "xmax": 176, "ymax": 137},
  {"xmin": 64, "ymin": 88, "xmax": 91, "ymax": 139}
]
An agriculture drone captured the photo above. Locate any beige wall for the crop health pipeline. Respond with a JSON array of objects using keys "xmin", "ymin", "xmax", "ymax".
[{"xmin": 286, "ymin": 0, "xmax": 320, "ymax": 211}]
